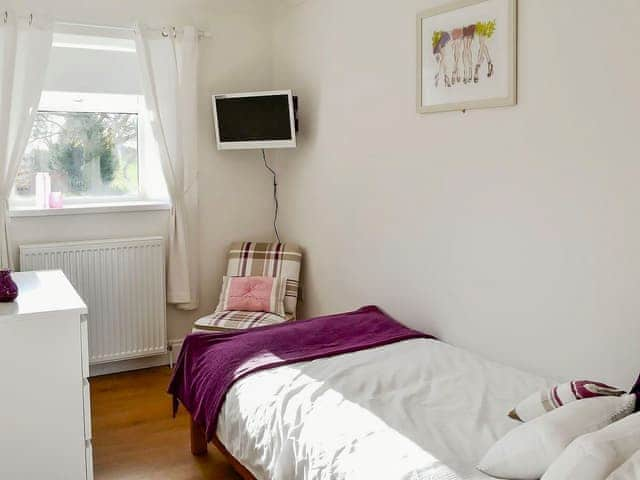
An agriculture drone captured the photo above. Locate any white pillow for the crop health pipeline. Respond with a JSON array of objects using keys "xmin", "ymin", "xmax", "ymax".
[
  {"xmin": 607, "ymin": 449, "xmax": 640, "ymax": 480},
  {"xmin": 542, "ymin": 412, "xmax": 640, "ymax": 480},
  {"xmin": 477, "ymin": 394, "xmax": 636, "ymax": 480}
]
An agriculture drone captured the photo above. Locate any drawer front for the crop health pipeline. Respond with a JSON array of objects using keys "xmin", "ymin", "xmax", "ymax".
[
  {"xmin": 1, "ymin": 311, "xmax": 88, "ymax": 479},
  {"xmin": 81, "ymin": 316, "xmax": 89, "ymax": 379},
  {"xmin": 85, "ymin": 439, "xmax": 94, "ymax": 480},
  {"xmin": 83, "ymin": 378, "xmax": 92, "ymax": 440}
]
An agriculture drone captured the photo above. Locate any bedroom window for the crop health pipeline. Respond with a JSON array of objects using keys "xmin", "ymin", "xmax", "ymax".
[
  {"xmin": 15, "ymin": 92, "xmax": 141, "ymax": 203},
  {"xmin": 10, "ymin": 32, "xmax": 167, "ymax": 212}
]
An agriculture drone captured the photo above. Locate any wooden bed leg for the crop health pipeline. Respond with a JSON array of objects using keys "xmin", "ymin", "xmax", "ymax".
[{"xmin": 190, "ymin": 416, "xmax": 208, "ymax": 456}]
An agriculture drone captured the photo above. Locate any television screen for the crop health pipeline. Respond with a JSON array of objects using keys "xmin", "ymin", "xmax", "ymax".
[{"xmin": 213, "ymin": 91, "xmax": 296, "ymax": 150}]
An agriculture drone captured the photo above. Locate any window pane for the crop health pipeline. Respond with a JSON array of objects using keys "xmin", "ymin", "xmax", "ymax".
[{"xmin": 16, "ymin": 111, "xmax": 139, "ymax": 199}]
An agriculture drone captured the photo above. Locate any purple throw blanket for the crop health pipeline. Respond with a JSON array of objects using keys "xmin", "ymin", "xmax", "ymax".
[{"xmin": 168, "ymin": 305, "xmax": 433, "ymax": 441}]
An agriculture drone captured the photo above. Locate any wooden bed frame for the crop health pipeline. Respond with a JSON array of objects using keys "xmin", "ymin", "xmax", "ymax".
[{"xmin": 190, "ymin": 416, "xmax": 257, "ymax": 480}]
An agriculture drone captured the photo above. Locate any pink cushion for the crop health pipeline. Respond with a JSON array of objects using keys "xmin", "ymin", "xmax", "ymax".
[{"xmin": 216, "ymin": 276, "xmax": 286, "ymax": 317}]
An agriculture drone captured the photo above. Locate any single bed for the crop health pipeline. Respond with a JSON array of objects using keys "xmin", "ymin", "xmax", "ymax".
[{"xmin": 172, "ymin": 307, "xmax": 553, "ymax": 480}]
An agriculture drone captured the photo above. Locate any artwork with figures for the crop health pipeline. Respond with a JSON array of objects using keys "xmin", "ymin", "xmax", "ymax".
[{"xmin": 417, "ymin": 0, "xmax": 516, "ymax": 113}]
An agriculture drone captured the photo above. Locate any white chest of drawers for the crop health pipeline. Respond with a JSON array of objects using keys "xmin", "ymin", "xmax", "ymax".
[{"xmin": 0, "ymin": 270, "xmax": 93, "ymax": 480}]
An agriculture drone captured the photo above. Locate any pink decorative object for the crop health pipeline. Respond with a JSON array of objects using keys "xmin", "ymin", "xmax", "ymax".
[
  {"xmin": 217, "ymin": 276, "xmax": 286, "ymax": 316},
  {"xmin": 0, "ymin": 270, "xmax": 18, "ymax": 302},
  {"xmin": 49, "ymin": 191, "xmax": 63, "ymax": 209}
]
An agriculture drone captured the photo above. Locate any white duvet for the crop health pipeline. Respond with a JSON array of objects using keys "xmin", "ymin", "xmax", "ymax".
[{"xmin": 216, "ymin": 338, "xmax": 552, "ymax": 480}]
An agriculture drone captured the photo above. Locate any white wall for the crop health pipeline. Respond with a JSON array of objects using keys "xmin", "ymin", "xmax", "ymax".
[
  {"xmin": 10, "ymin": 0, "xmax": 640, "ymax": 386},
  {"xmin": 272, "ymin": 0, "xmax": 640, "ymax": 387},
  {"xmin": 8, "ymin": 0, "xmax": 280, "ymax": 343}
]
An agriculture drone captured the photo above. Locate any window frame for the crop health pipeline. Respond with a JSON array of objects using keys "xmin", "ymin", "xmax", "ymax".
[{"xmin": 10, "ymin": 91, "xmax": 168, "ymax": 213}]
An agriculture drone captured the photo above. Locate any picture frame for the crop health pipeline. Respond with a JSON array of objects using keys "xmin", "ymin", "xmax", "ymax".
[{"xmin": 417, "ymin": 0, "xmax": 517, "ymax": 114}]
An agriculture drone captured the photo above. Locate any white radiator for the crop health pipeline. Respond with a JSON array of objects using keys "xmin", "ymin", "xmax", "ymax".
[{"xmin": 20, "ymin": 237, "xmax": 166, "ymax": 364}]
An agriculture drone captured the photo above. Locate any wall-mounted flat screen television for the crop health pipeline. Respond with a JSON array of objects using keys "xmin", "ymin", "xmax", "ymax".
[{"xmin": 212, "ymin": 90, "xmax": 297, "ymax": 150}]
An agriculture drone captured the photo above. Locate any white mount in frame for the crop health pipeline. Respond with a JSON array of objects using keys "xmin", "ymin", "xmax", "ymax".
[{"xmin": 417, "ymin": 0, "xmax": 517, "ymax": 114}]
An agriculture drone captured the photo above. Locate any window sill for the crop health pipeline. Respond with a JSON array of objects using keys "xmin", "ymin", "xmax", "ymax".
[{"xmin": 9, "ymin": 201, "xmax": 171, "ymax": 218}]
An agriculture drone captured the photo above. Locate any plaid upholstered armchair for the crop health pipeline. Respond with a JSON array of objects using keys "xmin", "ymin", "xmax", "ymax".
[{"xmin": 193, "ymin": 242, "xmax": 302, "ymax": 332}]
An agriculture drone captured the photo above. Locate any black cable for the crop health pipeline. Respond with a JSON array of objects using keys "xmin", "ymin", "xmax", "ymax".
[{"xmin": 262, "ymin": 149, "xmax": 281, "ymax": 243}]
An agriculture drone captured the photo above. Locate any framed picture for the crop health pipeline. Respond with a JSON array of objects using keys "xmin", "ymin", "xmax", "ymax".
[{"xmin": 417, "ymin": 0, "xmax": 517, "ymax": 113}]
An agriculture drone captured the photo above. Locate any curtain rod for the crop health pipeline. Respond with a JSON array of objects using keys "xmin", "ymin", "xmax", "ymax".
[
  {"xmin": 2, "ymin": 13, "xmax": 211, "ymax": 38},
  {"xmin": 56, "ymin": 20, "xmax": 212, "ymax": 39}
]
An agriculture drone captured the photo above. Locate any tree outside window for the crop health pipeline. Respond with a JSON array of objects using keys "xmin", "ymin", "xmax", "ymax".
[{"xmin": 16, "ymin": 111, "xmax": 139, "ymax": 199}]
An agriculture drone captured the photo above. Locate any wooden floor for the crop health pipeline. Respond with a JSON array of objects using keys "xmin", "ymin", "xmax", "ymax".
[{"xmin": 91, "ymin": 367, "xmax": 241, "ymax": 480}]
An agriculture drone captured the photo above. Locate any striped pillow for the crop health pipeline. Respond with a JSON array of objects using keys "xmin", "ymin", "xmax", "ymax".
[
  {"xmin": 216, "ymin": 276, "xmax": 286, "ymax": 317},
  {"xmin": 509, "ymin": 380, "xmax": 626, "ymax": 422}
]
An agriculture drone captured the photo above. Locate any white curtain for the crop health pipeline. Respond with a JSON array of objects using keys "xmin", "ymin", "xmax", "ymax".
[
  {"xmin": 0, "ymin": 13, "xmax": 52, "ymax": 268},
  {"xmin": 135, "ymin": 25, "xmax": 199, "ymax": 310}
]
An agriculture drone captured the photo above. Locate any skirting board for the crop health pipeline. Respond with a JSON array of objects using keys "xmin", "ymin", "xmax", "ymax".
[{"xmin": 89, "ymin": 338, "xmax": 184, "ymax": 377}]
